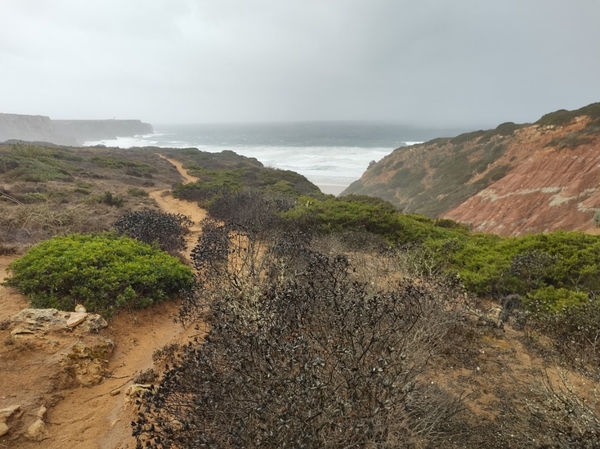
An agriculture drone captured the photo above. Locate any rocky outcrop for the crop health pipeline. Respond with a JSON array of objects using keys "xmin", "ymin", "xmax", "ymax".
[
  {"xmin": 0, "ymin": 308, "xmax": 114, "ymax": 442},
  {"xmin": 10, "ymin": 308, "xmax": 108, "ymax": 335},
  {"xmin": 7, "ymin": 308, "xmax": 113, "ymax": 388},
  {"xmin": 0, "ymin": 113, "xmax": 153, "ymax": 145},
  {"xmin": 343, "ymin": 102, "xmax": 600, "ymax": 236}
]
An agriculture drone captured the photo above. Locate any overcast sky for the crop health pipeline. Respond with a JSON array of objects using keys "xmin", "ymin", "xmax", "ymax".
[{"xmin": 1, "ymin": 0, "xmax": 599, "ymax": 127}]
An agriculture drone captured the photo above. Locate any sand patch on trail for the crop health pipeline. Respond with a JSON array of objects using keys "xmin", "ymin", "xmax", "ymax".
[{"xmin": 157, "ymin": 154, "xmax": 197, "ymax": 184}]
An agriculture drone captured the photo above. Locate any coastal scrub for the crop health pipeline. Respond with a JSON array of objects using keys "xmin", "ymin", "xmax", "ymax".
[{"xmin": 3, "ymin": 233, "xmax": 194, "ymax": 317}]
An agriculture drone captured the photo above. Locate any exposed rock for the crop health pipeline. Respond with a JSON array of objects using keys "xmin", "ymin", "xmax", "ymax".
[
  {"xmin": 0, "ymin": 405, "xmax": 20, "ymax": 437},
  {"xmin": 11, "ymin": 309, "xmax": 65, "ymax": 334},
  {"xmin": 10, "ymin": 308, "xmax": 107, "ymax": 336},
  {"xmin": 53, "ymin": 119, "xmax": 153, "ymax": 144},
  {"xmin": 444, "ymin": 140, "xmax": 600, "ymax": 235},
  {"xmin": 66, "ymin": 340, "xmax": 115, "ymax": 387},
  {"xmin": 66, "ymin": 312, "xmax": 88, "ymax": 328},
  {"xmin": 0, "ymin": 113, "xmax": 73, "ymax": 145},
  {"xmin": 25, "ymin": 418, "xmax": 49, "ymax": 441},
  {"xmin": 75, "ymin": 304, "xmax": 87, "ymax": 313},
  {"xmin": 36, "ymin": 405, "xmax": 47, "ymax": 419}
]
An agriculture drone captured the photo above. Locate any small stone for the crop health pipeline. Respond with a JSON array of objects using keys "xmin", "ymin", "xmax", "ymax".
[
  {"xmin": 66, "ymin": 312, "xmax": 88, "ymax": 328},
  {"xmin": 0, "ymin": 405, "xmax": 20, "ymax": 436},
  {"xmin": 0, "ymin": 404, "xmax": 20, "ymax": 420},
  {"xmin": 36, "ymin": 406, "xmax": 47, "ymax": 419},
  {"xmin": 75, "ymin": 304, "xmax": 87, "ymax": 313},
  {"xmin": 110, "ymin": 389, "xmax": 121, "ymax": 396},
  {"xmin": 25, "ymin": 418, "xmax": 49, "ymax": 441}
]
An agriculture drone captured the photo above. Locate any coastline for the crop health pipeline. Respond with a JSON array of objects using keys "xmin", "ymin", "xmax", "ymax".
[{"xmin": 319, "ymin": 183, "xmax": 348, "ymax": 196}]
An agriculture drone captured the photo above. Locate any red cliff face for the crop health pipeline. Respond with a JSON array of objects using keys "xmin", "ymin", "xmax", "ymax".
[
  {"xmin": 444, "ymin": 128, "xmax": 600, "ymax": 236},
  {"xmin": 343, "ymin": 103, "xmax": 600, "ymax": 236}
]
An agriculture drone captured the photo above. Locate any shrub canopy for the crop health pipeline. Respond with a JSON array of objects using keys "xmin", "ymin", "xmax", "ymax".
[
  {"xmin": 113, "ymin": 209, "xmax": 193, "ymax": 255},
  {"xmin": 4, "ymin": 233, "xmax": 194, "ymax": 317}
]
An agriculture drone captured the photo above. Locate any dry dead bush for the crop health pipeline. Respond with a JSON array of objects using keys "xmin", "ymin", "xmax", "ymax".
[
  {"xmin": 0, "ymin": 202, "xmax": 119, "ymax": 247},
  {"xmin": 135, "ymin": 226, "xmax": 468, "ymax": 448}
]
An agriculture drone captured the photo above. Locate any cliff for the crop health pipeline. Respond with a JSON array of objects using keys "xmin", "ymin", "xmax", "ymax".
[
  {"xmin": 53, "ymin": 119, "xmax": 153, "ymax": 143},
  {"xmin": 0, "ymin": 114, "xmax": 153, "ymax": 145},
  {"xmin": 343, "ymin": 102, "xmax": 600, "ymax": 236},
  {"xmin": 0, "ymin": 114, "xmax": 74, "ymax": 145}
]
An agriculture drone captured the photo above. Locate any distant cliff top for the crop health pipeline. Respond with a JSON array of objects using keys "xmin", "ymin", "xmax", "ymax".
[
  {"xmin": 0, "ymin": 114, "xmax": 153, "ymax": 145},
  {"xmin": 343, "ymin": 102, "xmax": 600, "ymax": 236}
]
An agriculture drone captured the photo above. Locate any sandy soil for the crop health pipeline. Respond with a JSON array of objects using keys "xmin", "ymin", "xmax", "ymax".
[{"xmin": 0, "ymin": 158, "xmax": 206, "ymax": 448}]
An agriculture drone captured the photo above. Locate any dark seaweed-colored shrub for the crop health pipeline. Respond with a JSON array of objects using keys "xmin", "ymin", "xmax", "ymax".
[
  {"xmin": 135, "ymin": 238, "xmax": 465, "ymax": 448},
  {"xmin": 113, "ymin": 209, "xmax": 193, "ymax": 254},
  {"xmin": 206, "ymin": 190, "xmax": 293, "ymax": 236}
]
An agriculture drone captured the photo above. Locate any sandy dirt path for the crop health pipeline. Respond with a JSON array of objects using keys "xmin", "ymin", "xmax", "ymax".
[{"xmin": 0, "ymin": 156, "xmax": 206, "ymax": 448}]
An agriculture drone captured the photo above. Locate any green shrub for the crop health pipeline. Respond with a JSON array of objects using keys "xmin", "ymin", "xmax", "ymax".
[
  {"xmin": 90, "ymin": 156, "xmax": 157, "ymax": 176},
  {"xmin": 172, "ymin": 165, "xmax": 323, "ymax": 206},
  {"xmin": 3, "ymin": 233, "xmax": 194, "ymax": 317},
  {"xmin": 437, "ymin": 231, "xmax": 600, "ymax": 308},
  {"xmin": 281, "ymin": 195, "xmax": 465, "ymax": 244},
  {"xmin": 100, "ymin": 191, "xmax": 124, "ymax": 207},
  {"xmin": 525, "ymin": 286, "xmax": 589, "ymax": 314},
  {"xmin": 127, "ymin": 187, "xmax": 149, "ymax": 197},
  {"xmin": 22, "ymin": 192, "xmax": 47, "ymax": 203}
]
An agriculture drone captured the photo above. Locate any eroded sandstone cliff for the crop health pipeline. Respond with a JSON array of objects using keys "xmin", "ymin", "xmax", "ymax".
[{"xmin": 343, "ymin": 103, "xmax": 600, "ymax": 236}]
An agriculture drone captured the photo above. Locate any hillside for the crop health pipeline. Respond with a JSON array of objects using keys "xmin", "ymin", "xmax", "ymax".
[
  {"xmin": 343, "ymin": 103, "xmax": 600, "ymax": 236},
  {"xmin": 4, "ymin": 143, "xmax": 600, "ymax": 446}
]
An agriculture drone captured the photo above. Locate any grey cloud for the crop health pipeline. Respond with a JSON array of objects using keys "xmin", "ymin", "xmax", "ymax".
[{"xmin": 0, "ymin": 0, "xmax": 599, "ymax": 126}]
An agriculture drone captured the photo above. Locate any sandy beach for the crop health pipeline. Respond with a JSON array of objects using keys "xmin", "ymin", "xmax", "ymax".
[{"xmin": 319, "ymin": 184, "xmax": 348, "ymax": 196}]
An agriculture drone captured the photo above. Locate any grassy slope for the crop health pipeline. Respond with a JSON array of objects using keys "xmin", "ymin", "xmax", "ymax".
[{"xmin": 0, "ymin": 143, "xmax": 323, "ymax": 251}]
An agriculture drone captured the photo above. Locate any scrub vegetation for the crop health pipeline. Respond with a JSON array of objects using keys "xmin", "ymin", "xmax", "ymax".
[
  {"xmin": 3, "ymin": 233, "xmax": 194, "ymax": 317},
  {"xmin": 3, "ymin": 143, "xmax": 600, "ymax": 446},
  {"xmin": 137, "ymin": 185, "xmax": 600, "ymax": 447}
]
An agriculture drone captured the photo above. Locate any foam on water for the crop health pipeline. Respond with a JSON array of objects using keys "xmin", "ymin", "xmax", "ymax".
[
  {"xmin": 85, "ymin": 137, "xmax": 393, "ymax": 190},
  {"xmin": 83, "ymin": 122, "xmax": 459, "ymax": 193}
]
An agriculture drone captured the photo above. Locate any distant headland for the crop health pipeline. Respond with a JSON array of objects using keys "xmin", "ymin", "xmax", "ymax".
[{"xmin": 0, "ymin": 113, "xmax": 153, "ymax": 146}]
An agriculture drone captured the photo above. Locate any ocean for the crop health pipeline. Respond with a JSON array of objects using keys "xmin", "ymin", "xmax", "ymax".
[{"xmin": 84, "ymin": 122, "xmax": 462, "ymax": 195}]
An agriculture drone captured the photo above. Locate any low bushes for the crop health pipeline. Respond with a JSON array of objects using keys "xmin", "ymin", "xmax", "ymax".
[
  {"xmin": 113, "ymin": 209, "xmax": 193, "ymax": 255},
  {"xmin": 136, "ymin": 221, "xmax": 466, "ymax": 448},
  {"xmin": 3, "ymin": 233, "xmax": 194, "ymax": 317},
  {"xmin": 281, "ymin": 195, "xmax": 466, "ymax": 244}
]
